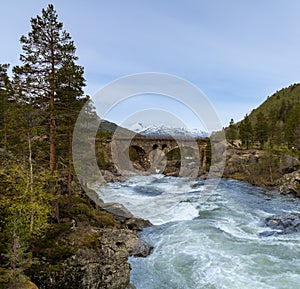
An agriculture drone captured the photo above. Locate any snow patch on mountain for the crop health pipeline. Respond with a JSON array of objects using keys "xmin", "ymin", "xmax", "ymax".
[{"xmin": 130, "ymin": 123, "xmax": 209, "ymax": 138}]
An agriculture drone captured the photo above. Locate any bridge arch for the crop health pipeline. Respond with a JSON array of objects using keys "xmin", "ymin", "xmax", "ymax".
[
  {"xmin": 113, "ymin": 136, "xmax": 208, "ymax": 175},
  {"xmin": 129, "ymin": 145, "xmax": 146, "ymax": 161}
]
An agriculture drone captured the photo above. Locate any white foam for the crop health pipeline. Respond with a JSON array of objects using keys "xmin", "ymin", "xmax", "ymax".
[{"xmin": 97, "ymin": 176, "xmax": 300, "ymax": 289}]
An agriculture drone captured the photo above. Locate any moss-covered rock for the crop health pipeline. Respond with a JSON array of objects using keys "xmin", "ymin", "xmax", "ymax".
[{"xmin": 24, "ymin": 195, "xmax": 152, "ymax": 289}]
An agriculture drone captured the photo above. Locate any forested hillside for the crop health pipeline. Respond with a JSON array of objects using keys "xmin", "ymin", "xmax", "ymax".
[{"xmin": 227, "ymin": 83, "xmax": 300, "ymax": 152}]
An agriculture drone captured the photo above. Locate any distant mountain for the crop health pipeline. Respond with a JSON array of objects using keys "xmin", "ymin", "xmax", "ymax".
[
  {"xmin": 98, "ymin": 120, "xmax": 138, "ymax": 137},
  {"xmin": 130, "ymin": 123, "xmax": 209, "ymax": 138}
]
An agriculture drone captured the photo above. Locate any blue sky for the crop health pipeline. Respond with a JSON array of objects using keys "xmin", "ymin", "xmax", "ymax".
[{"xmin": 1, "ymin": 0, "xmax": 300, "ymax": 129}]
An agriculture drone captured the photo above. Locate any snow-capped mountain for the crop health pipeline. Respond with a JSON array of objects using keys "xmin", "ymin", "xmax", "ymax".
[{"xmin": 130, "ymin": 123, "xmax": 209, "ymax": 138}]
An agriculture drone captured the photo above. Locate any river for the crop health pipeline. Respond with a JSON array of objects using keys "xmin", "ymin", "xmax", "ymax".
[{"xmin": 98, "ymin": 175, "xmax": 300, "ymax": 289}]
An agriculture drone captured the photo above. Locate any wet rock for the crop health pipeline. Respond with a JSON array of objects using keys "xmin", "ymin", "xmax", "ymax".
[
  {"xmin": 100, "ymin": 202, "xmax": 134, "ymax": 219},
  {"xmin": 99, "ymin": 202, "xmax": 152, "ymax": 231},
  {"xmin": 125, "ymin": 217, "xmax": 152, "ymax": 232},
  {"xmin": 104, "ymin": 229, "xmax": 153, "ymax": 257},
  {"xmin": 258, "ymin": 230, "xmax": 280, "ymax": 237},
  {"xmin": 262, "ymin": 212, "xmax": 300, "ymax": 235},
  {"xmin": 100, "ymin": 169, "xmax": 126, "ymax": 182}
]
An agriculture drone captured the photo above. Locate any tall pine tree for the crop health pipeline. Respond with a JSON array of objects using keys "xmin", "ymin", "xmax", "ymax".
[
  {"xmin": 254, "ymin": 112, "xmax": 269, "ymax": 149},
  {"xmin": 239, "ymin": 114, "xmax": 252, "ymax": 149},
  {"xmin": 13, "ymin": 5, "xmax": 86, "ymax": 215},
  {"xmin": 13, "ymin": 4, "xmax": 85, "ymax": 175},
  {"xmin": 0, "ymin": 64, "xmax": 12, "ymax": 149}
]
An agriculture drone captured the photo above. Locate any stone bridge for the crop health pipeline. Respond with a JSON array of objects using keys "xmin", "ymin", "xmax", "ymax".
[{"xmin": 111, "ymin": 136, "xmax": 208, "ymax": 174}]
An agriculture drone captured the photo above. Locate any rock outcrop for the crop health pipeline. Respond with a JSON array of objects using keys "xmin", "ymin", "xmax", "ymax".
[
  {"xmin": 279, "ymin": 170, "xmax": 300, "ymax": 196},
  {"xmin": 26, "ymin": 194, "xmax": 152, "ymax": 289},
  {"xmin": 260, "ymin": 212, "xmax": 300, "ymax": 236},
  {"xmin": 30, "ymin": 228, "xmax": 152, "ymax": 289},
  {"xmin": 223, "ymin": 148, "xmax": 300, "ymax": 189}
]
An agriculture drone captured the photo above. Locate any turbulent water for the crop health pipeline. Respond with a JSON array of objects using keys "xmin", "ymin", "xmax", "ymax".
[{"xmin": 98, "ymin": 175, "xmax": 300, "ymax": 289}]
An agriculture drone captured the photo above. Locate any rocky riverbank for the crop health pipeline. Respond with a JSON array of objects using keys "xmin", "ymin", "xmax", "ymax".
[
  {"xmin": 24, "ymin": 193, "xmax": 152, "ymax": 289},
  {"xmin": 99, "ymin": 144, "xmax": 300, "ymax": 197},
  {"xmin": 223, "ymin": 147, "xmax": 300, "ymax": 194}
]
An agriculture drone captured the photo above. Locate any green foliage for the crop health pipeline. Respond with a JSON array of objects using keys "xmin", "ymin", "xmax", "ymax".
[
  {"xmin": 254, "ymin": 112, "xmax": 269, "ymax": 149},
  {"xmin": 59, "ymin": 196, "xmax": 117, "ymax": 228},
  {"xmin": 129, "ymin": 147, "xmax": 141, "ymax": 162},
  {"xmin": 226, "ymin": 118, "xmax": 237, "ymax": 145},
  {"xmin": 285, "ymin": 103, "xmax": 300, "ymax": 149},
  {"xmin": 246, "ymin": 150, "xmax": 282, "ymax": 186},
  {"xmin": 0, "ymin": 4, "xmax": 117, "ymax": 287},
  {"xmin": 0, "ymin": 164, "xmax": 53, "ymax": 283},
  {"xmin": 166, "ymin": 148, "xmax": 180, "ymax": 160},
  {"xmin": 230, "ymin": 83, "xmax": 300, "ymax": 152},
  {"xmin": 97, "ymin": 150, "xmax": 108, "ymax": 169},
  {"xmin": 238, "ymin": 114, "xmax": 252, "ymax": 149},
  {"xmin": 12, "ymin": 4, "xmax": 86, "ymax": 202},
  {"xmin": 97, "ymin": 131, "xmax": 113, "ymax": 141}
]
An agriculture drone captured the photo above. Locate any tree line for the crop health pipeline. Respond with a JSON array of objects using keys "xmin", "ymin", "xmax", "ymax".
[{"xmin": 226, "ymin": 100, "xmax": 300, "ymax": 152}]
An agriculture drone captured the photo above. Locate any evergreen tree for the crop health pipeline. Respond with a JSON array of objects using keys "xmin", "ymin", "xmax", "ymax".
[
  {"xmin": 55, "ymin": 59, "xmax": 86, "ymax": 210},
  {"xmin": 285, "ymin": 104, "xmax": 300, "ymax": 149},
  {"xmin": 267, "ymin": 108, "xmax": 283, "ymax": 148},
  {"xmin": 0, "ymin": 163, "xmax": 53, "ymax": 282},
  {"xmin": 254, "ymin": 112, "xmax": 268, "ymax": 149},
  {"xmin": 13, "ymin": 4, "xmax": 86, "ymax": 213},
  {"xmin": 239, "ymin": 114, "xmax": 252, "ymax": 149},
  {"xmin": 226, "ymin": 118, "xmax": 237, "ymax": 145},
  {"xmin": 13, "ymin": 4, "xmax": 85, "ymax": 175},
  {"xmin": 0, "ymin": 64, "xmax": 12, "ymax": 149}
]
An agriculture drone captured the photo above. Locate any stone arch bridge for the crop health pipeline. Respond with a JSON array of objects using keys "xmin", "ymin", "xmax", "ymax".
[{"xmin": 112, "ymin": 136, "xmax": 208, "ymax": 171}]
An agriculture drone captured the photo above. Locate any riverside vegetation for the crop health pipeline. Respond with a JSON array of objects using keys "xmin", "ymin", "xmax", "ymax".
[
  {"xmin": 1, "ymin": 4, "xmax": 300, "ymax": 289},
  {"xmin": 0, "ymin": 5, "xmax": 151, "ymax": 289},
  {"xmin": 224, "ymin": 84, "xmax": 300, "ymax": 192}
]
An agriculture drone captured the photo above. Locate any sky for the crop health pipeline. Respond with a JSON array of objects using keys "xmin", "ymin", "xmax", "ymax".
[{"xmin": 1, "ymin": 0, "xmax": 300, "ymax": 130}]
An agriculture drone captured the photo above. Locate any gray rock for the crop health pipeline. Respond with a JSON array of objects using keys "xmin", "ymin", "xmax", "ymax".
[
  {"xmin": 125, "ymin": 217, "xmax": 152, "ymax": 231},
  {"xmin": 279, "ymin": 170, "xmax": 300, "ymax": 196},
  {"xmin": 30, "ymin": 229, "xmax": 152, "ymax": 289},
  {"xmin": 100, "ymin": 202, "xmax": 134, "ymax": 218},
  {"xmin": 259, "ymin": 230, "xmax": 280, "ymax": 237},
  {"xmin": 263, "ymin": 212, "xmax": 300, "ymax": 235},
  {"xmin": 280, "ymin": 155, "xmax": 300, "ymax": 173}
]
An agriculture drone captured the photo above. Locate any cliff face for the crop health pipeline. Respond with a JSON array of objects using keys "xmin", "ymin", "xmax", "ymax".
[
  {"xmin": 222, "ymin": 147, "xmax": 300, "ymax": 191},
  {"xmin": 26, "ymin": 195, "xmax": 152, "ymax": 289},
  {"xmin": 30, "ymin": 228, "xmax": 150, "ymax": 289}
]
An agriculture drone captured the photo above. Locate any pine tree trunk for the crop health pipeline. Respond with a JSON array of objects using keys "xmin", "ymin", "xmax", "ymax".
[
  {"xmin": 67, "ymin": 125, "xmax": 73, "ymax": 212},
  {"xmin": 49, "ymin": 33, "xmax": 56, "ymax": 174},
  {"xmin": 50, "ymin": 110, "xmax": 55, "ymax": 173},
  {"xmin": 49, "ymin": 36, "xmax": 59, "ymax": 222},
  {"xmin": 27, "ymin": 129, "xmax": 34, "ymax": 235}
]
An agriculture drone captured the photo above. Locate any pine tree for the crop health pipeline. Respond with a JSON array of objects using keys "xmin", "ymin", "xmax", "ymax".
[
  {"xmin": 13, "ymin": 5, "xmax": 86, "ymax": 214},
  {"xmin": 254, "ymin": 112, "xmax": 269, "ymax": 149},
  {"xmin": 285, "ymin": 103, "xmax": 300, "ymax": 149},
  {"xmin": 13, "ymin": 4, "xmax": 85, "ymax": 175},
  {"xmin": 55, "ymin": 59, "xmax": 86, "ymax": 210},
  {"xmin": 226, "ymin": 118, "xmax": 237, "ymax": 145},
  {"xmin": 239, "ymin": 114, "xmax": 252, "ymax": 149},
  {"xmin": 0, "ymin": 64, "xmax": 12, "ymax": 149}
]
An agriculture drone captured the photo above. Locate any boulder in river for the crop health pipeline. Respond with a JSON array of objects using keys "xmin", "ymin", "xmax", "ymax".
[{"xmin": 260, "ymin": 212, "xmax": 300, "ymax": 236}]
